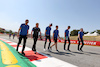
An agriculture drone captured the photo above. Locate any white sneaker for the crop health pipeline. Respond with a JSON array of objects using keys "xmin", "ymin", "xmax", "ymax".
[
  {"xmin": 34, "ymin": 51, "xmax": 37, "ymax": 54},
  {"xmin": 64, "ymin": 50, "xmax": 66, "ymax": 51},
  {"xmin": 44, "ymin": 49, "xmax": 46, "ymax": 51}
]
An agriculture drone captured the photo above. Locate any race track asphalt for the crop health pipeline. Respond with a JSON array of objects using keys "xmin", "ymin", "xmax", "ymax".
[{"xmin": 0, "ymin": 35, "xmax": 100, "ymax": 67}]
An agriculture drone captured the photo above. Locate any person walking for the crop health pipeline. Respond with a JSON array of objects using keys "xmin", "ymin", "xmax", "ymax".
[
  {"xmin": 9, "ymin": 33, "xmax": 11, "ymax": 39},
  {"xmin": 78, "ymin": 28, "xmax": 84, "ymax": 52},
  {"xmin": 64, "ymin": 26, "xmax": 71, "ymax": 51},
  {"xmin": 13, "ymin": 33, "xmax": 15, "ymax": 39},
  {"xmin": 31, "ymin": 23, "xmax": 41, "ymax": 54},
  {"xmin": 16, "ymin": 19, "xmax": 29, "ymax": 55},
  {"xmin": 50, "ymin": 25, "xmax": 60, "ymax": 52},
  {"xmin": 44, "ymin": 24, "xmax": 52, "ymax": 51}
]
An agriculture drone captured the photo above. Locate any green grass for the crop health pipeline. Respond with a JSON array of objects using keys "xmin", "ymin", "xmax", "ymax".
[
  {"xmin": 0, "ymin": 40, "xmax": 37, "ymax": 67},
  {"xmin": 70, "ymin": 36, "xmax": 100, "ymax": 41}
]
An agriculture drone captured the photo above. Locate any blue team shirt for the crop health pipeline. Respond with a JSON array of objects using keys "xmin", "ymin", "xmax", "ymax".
[
  {"xmin": 13, "ymin": 34, "xmax": 15, "ymax": 36},
  {"xmin": 53, "ymin": 30, "xmax": 59, "ymax": 38},
  {"xmin": 46, "ymin": 26, "xmax": 51, "ymax": 36},
  {"xmin": 78, "ymin": 31, "xmax": 84, "ymax": 38},
  {"xmin": 20, "ymin": 24, "xmax": 29, "ymax": 35},
  {"xmin": 65, "ymin": 30, "xmax": 69, "ymax": 37},
  {"xmin": 9, "ymin": 34, "xmax": 11, "ymax": 36}
]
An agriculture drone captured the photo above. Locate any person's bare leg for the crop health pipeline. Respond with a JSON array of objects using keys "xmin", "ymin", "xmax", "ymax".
[{"xmin": 51, "ymin": 43, "xmax": 56, "ymax": 47}]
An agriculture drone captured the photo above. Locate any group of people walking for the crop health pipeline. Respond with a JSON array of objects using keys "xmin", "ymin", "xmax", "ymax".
[
  {"xmin": 9, "ymin": 33, "xmax": 15, "ymax": 39},
  {"xmin": 16, "ymin": 19, "xmax": 84, "ymax": 55}
]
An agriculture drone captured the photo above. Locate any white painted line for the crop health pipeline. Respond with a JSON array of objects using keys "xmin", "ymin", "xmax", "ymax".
[
  {"xmin": 0, "ymin": 38, "xmax": 14, "ymax": 43},
  {"xmin": 0, "ymin": 38, "xmax": 7, "ymax": 41},
  {"xmin": 8, "ymin": 43, "xmax": 17, "ymax": 45},
  {"xmin": 35, "ymin": 51, "xmax": 77, "ymax": 67},
  {"xmin": 13, "ymin": 47, "xmax": 32, "ymax": 51},
  {"xmin": 4, "ymin": 41, "xmax": 12, "ymax": 42},
  {"xmin": 32, "ymin": 57, "xmax": 77, "ymax": 67}
]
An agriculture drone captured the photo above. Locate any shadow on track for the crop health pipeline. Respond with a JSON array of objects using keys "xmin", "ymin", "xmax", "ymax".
[
  {"xmin": 83, "ymin": 51, "xmax": 100, "ymax": 55},
  {"xmin": 43, "ymin": 50, "xmax": 75, "ymax": 57}
]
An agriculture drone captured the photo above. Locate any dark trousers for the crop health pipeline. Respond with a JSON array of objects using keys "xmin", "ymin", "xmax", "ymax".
[
  {"xmin": 16, "ymin": 35, "xmax": 27, "ymax": 52},
  {"xmin": 44, "ymin": 35, "xmax": 51, "ymax": 49},
  {"xmin": 78, "ymin": 38, "xmax": 84, "ymax": 50},
  {"xmin": 9, "ymin": 35, "xmax": 11, "ymax": 39},
  {"xmin": 13, "ymin": 36, "xmax": 15, "ymax": 39},
  {"xmin": 64, "ymin": 37, "xmax": 70, "ymax": 50},
  {"xmin": 32, "ymin": 37, "xmax": 38, "ymax": 51}
]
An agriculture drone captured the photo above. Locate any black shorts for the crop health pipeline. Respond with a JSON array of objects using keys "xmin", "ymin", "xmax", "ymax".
[
  {"xmin": 46, "ymin": 35, "xmax": 50, "ymax": 39},
  {"xmin": 54, "ymin": 38, "xmax": 57, "ymax": 43},
  {"xmin": 33, "ymin": 34, "xmax": 38, "ymax": 38},
  {"xmin": 19, "ymin": 35, "xmax": 27, "ymax": 39}
]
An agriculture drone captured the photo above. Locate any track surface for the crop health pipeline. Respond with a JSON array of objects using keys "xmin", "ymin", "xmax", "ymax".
[{"xmin": 0, "ymin": 35, "xmax": 100, "ymax": 67}]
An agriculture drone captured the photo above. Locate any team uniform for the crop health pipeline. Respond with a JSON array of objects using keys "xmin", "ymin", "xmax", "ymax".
[
  {"xmin": 9, "ymin": 33, "xmax": 11, "ymax": 39},
  {"xmin": 53, "ymin": 29, "xmax": 59, "ymax": 43},
  {"xmin": 13, "ymin": 34, "xmax": 15, "ymax": 39},
  {"xmin": 64, "ymin": 29, "xmax": 71, "ymax": 50},
  {"xmin": 32, "ymin": 27, "xmax": 41, "ymax": 51},
  {"xmin": 78, "ymin": 31, "xmax": 84, "ymax": 51},
  {"xmin": 17, "ymin": 24, "xmax": 29, "ymax": 53},
  {"xmin": 44, "ymin": 26, "xmax": 51, "ymax": 49}
]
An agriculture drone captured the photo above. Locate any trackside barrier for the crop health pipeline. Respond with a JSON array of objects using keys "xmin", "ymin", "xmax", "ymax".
[{"xmin": 41, "ymin": 39, "xmax": 100, "ymax": 46}]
